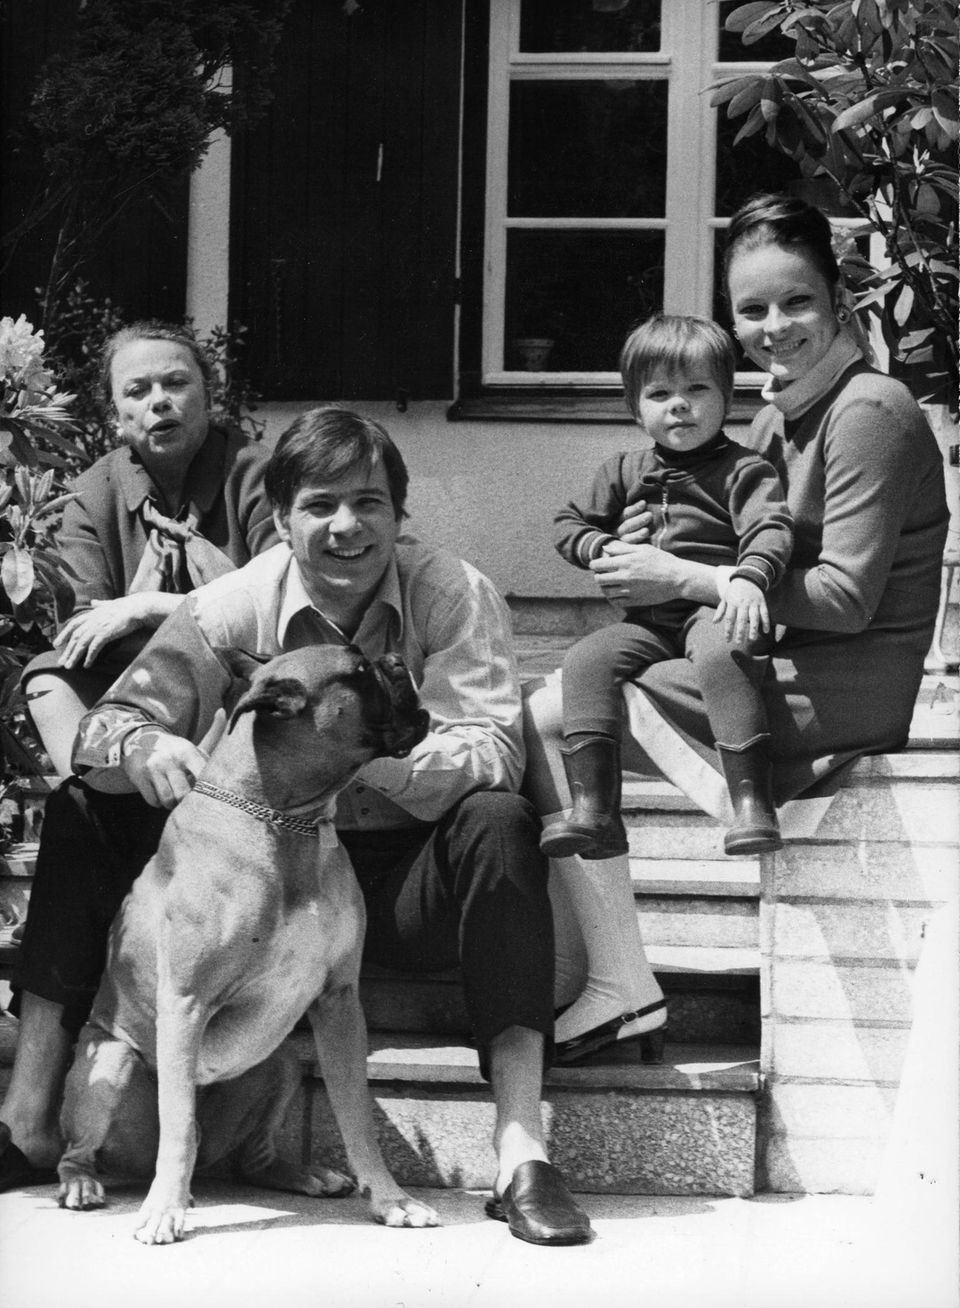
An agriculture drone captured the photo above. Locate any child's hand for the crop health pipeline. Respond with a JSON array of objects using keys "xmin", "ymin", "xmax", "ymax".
[{"xmin": 714, "ymin": 577, "xmax": 769, "ymax": 647}]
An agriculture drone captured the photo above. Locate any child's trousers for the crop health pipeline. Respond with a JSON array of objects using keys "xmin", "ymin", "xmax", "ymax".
[{"xmin": 562, "ymin": 605, "xmax": 772, "ymax": 750}]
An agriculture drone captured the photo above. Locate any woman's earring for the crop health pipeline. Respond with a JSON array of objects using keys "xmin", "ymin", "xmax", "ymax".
[{"xmin": 836, "ymin": 305, "xmax": 851, "ymax": 324}]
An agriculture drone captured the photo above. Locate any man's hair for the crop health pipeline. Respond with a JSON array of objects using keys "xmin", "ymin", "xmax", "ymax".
[
  {"xmin": 265, "ymin": 406, "xmax": 409, "ymax": 518},
  {"xmin": 620, "ymin": 313, "xmax": 736, "ymax": 419},
  {"xmin": 100, "ymin": 320, "xmax": 214, "ymax": 410}
]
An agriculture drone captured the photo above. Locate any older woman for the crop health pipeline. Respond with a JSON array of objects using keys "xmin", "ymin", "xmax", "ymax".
[
  {"xmin": 524, "ymin": 193, "xmax": 950, "ymax": 1065},
  {"xmin": 0, "ymin": 322, "xmax": 277, "ymax": 1190},
  {"xmin": 23, "ymin": 320, "xmax": 277, "ymax": 776}
]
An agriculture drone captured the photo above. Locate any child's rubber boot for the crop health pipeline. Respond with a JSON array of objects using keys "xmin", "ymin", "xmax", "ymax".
[
  {"xmin": 717, "ymin": 739, "xmax": 783, "ymax": 856},
  {"xmin": 540, "ymin": 735, "xmax": 629, "ymax": 860}
]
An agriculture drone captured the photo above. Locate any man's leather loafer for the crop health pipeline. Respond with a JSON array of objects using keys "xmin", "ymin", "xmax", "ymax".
[{"xmin": 484, "ymin": 1160, "xmax": 593, "ymax": 1245}]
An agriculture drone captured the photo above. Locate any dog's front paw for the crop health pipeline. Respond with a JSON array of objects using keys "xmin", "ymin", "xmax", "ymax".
[
  {"xmin": 373, "ymin": 1191, "xmax": 441, "ymax": 1229},
  {"xmin": 134, "ymin": 1204, "xmax": 189, "ymax": 1245},
  {"xmin": 58, "ymin": 1175, "xmax": 106, "ymax": 1211},
  {"xmin": 134, "ymin": 1185, "xmax": 193, "ymax": 1245}
]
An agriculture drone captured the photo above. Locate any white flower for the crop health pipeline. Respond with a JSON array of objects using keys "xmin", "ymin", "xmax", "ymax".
[{"xmin": 0, "ymin": 315, "xmax": 47, "ymax": 385}]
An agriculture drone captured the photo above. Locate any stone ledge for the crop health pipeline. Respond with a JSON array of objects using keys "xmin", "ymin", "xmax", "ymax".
[
  {"xmin": 768, "ymin": 1021, "xmax": 912, "ymax": 1084},
  {"xmin": 762, "ymin": 1137, "xmax": 884, "ymax": 1195},
  {"xmin": 767, "ymin": 901, "xmax": 929, "ymax": 963},
  {"xmin": 766, "ymin": 844, "xmax": 956, "ymax": 902},
  {"xmin": 633, "ymin": 858, "xmax": 760, "ymax": 897},
  {"xmin": 300, "ymin": 1077, "xmax": 758, "ymax": 1196},
  {"xmin": 767, "ymin": 959, "xmax": 916, "ymax": 1024},
  {"xmin": 766, "ymin": 1082, "xmax": 898, "ymax": 1139},
  {"xmin": 288, "ymin": 1031, "xmax": 761, "ymax": 1094}
]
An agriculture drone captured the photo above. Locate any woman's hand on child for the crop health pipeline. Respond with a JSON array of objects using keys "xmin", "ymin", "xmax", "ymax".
[
  {"xmin": 592, "ymin": 540, "xmax": 687, "ymax": 606},
  {"xmin": 714, "ymin": 577, "xmax": 770, "ymax": 648}
]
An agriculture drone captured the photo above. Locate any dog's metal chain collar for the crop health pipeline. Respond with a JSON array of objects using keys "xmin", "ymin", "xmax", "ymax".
[{"xmin": 193, "ymin": 779, "xmax": 335, "ymax": 839}]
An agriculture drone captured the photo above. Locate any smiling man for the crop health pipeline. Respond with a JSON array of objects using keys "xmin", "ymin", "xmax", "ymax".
[{"xmin": 5, "ymin": 407, "xmax": 592, "ymax": 1246}]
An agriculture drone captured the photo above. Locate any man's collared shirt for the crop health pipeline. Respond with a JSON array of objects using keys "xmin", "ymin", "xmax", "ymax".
[{"xmin": 74, "ymin": 539, "xmax": 525, "ymax": 829}]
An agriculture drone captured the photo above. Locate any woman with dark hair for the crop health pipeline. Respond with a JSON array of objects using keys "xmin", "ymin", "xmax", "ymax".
[
  {"xmin": 23, "ymin": 320, "xmax": 277, "ymax": 776},
  {"xmin": 523, "ymin": 193, "xmax": 949, "ymax": 1065}
]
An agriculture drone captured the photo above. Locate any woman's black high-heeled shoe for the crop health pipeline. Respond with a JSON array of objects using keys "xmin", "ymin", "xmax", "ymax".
[{"xmin": 554, "ymin": 1000, "xmax": 668, "ymax": 1066}]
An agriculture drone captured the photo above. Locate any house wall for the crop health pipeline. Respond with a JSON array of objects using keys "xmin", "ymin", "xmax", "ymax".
[{"xmin": 255, "ymin": 400, "xmax": 756, "ymax": 604}]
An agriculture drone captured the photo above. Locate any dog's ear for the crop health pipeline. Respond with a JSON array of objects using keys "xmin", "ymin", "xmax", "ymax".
[
  {"xmin": 216, "ymin": 647, "xmax": 272, "ymax": 684},
  {"xmin": 228, "ymin": 676, "xmax": 309, "ymax": 731}
]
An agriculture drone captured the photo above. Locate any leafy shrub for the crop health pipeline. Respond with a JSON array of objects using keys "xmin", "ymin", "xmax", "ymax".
[{"xmin": 712, "ymin": 0, "xmax": 959, "ymax": 413}]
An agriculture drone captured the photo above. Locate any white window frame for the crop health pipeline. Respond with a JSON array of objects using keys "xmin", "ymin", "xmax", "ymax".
[{"xmin": 481, "ymin": 0, "xmax": 790, "ymax": 389}]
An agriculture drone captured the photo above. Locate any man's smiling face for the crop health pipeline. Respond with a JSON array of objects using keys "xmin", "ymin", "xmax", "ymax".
[{"xmin": 273, "ymin": 460, "xmax": 401, "ymax": 616}]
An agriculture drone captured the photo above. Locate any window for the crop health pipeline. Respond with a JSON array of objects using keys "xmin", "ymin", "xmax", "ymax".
[{"xmin": 478, "ymin": 0, "xmax": 801, "ymax": 392}]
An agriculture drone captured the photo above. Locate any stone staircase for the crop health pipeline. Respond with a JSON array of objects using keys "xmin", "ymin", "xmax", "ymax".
[
  {"xmin": 1, "ymin": 634, "xmax": 956, "ymax": 1199},
  {"xmin": 309, "ymin": 763, "xmax": 765, "ymax": 1197}
]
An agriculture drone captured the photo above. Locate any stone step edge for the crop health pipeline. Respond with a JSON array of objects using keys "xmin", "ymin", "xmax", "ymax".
[
  {"xmin": 0, "ymin": 942, "xmax": 760, "ymax": 986},
  {"xmin": 287, "ymin": 1029, "xmax": 761, "ymax": 1094},
  {"xmin": 358, "ymin": 943, "xmax": 760, "ymax": 990},
  {"xmin": 0, "ymin": 842, "xmax": 761, "ymax": 898}
]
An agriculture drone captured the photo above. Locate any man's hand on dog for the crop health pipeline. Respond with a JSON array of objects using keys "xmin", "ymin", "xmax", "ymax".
[{"xmin": 122, "ymin": 727, "xmax": 208, "ymax": 809}]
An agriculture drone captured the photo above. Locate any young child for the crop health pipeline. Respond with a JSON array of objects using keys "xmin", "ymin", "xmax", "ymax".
[{"xmin": 543, "ymin": 313, "xmax": 794, "ymax": 859}]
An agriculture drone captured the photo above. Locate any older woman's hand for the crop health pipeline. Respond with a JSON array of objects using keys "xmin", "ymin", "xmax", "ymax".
[
  {"xmin": 590, "ymin": 540, "xmax": 691, "ymax": 607},
  {"xmin": 53, "ymin": 593, "xmax": 181, "ymax": 669},
  {"xmin": 616, "ymin": 498, "xmax": 653, "ymax": 544}
]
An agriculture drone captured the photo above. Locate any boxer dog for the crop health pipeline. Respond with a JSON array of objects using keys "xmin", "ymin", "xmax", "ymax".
[{"xmin": 56, "ymin": 645, "xmax": 439, "ymax": 1244}]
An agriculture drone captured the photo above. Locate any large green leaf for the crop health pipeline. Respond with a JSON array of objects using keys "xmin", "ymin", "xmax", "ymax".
[
  {"xmin": 832, "ymin": 89, "xmax": 910, "ymax": 130},
  {"xmin": 1, "ymin": 547, "xmax": 35, "ymax": 607},
  {"xmin": 724, "ymin": 3, "xmax": 783, "ymax": 35}
]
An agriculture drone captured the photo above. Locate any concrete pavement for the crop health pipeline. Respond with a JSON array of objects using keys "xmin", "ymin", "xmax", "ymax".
[{"xmin": 1, "ymin": 1178, "xmax": 956, "ymax": 1308}]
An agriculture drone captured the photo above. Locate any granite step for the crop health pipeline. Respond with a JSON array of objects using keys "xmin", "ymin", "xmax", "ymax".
[
  {"xmin": 0, "ymin": 1026, "xmax": 762, "ymax": 1197},
  {"xmin": 287, "ymin": 1030, "xmax": 761, "ymax": 1196}
]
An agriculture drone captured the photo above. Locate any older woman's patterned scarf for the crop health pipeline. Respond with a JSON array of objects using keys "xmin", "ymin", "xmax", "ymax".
[{"xmin": 127, "ymin": 499, "xmax": 237, "ymax": 595}]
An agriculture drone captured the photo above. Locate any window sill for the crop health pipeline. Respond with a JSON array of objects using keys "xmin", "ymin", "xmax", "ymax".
[{"xmin": 447, "ymin": 387, "xmax": 767, "ymax": 424}]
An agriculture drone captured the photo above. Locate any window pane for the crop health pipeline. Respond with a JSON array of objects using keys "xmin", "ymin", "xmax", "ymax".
[
  {"xmin": 509, "ymin": 81, "xmax": 667, "ymax": 218},
  {"xmin": 505, "ymin": 229, "xmax": 664, "ymax": 371},
  {"xmin": 716, "ymin": 1, "xmax": 793, "ymax": 61},
  {"xmin": 714, "ymin": 110, "xmax": 802, "ymax": 217},
  {"xmin": 519, "ymin": 0, "xmax": 661, "ymax": 54}
]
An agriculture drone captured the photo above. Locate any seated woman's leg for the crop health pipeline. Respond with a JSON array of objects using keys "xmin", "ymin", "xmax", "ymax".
[
  {"xmin": 24, "ymin": 671, "xmax": 104, "ymax": 779},
  {"xmin": 521, "ymin": 673, "xmax": 665, "ymax": 1062},
  {"xmin": 0, "ymin": 781, "xmax": 167, "ymax": 1181}
]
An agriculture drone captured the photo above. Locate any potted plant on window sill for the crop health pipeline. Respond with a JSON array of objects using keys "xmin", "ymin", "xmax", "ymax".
[{"xmin": 510, "ymin": 286, "xmax": 569, "ymax": 372}]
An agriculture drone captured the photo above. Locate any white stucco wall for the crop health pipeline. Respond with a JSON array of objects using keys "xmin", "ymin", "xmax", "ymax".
[
  {"xmin": 185, "ymin": 132, "xmax": 768, "ymax": 606},
  {"xmin": 255, "ymin": 400, "xmax": 754, "ymax": 602}
]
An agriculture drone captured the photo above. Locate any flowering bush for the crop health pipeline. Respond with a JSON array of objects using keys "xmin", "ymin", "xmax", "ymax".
[{"xmin": 0, "ymin": 315, "xmax": 88, "ymax": 785}]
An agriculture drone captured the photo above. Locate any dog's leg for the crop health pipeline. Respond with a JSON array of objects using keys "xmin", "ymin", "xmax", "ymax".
[
  {"xmin": 307, "ymin": 982, "xmax": 439, "ymax": 1228},
  {"xmin": 133, "ymin": 978, "xmax": 206, "ymax": 1246},
  {"xmin": 58, "ymin": 1026, "xmax": 156, "ymax": 1211},
  {"xmin": 195, "ymin": 1042, "xmax": 355, "ymax": 1197}
]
